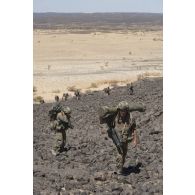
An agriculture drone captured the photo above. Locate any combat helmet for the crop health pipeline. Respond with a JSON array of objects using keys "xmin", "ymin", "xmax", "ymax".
[
  {"xmin": 117, "ymin": 101, "xmax": 129, "ymax": 111},
  {"xmin": 63, "ymin": 106, "xmax": 71, "ymax": 114}
]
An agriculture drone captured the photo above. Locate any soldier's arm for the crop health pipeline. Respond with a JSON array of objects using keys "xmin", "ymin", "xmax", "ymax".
[
  {"xmin": 58, "ymin": 113, "xmax": 74, "ymax": 129},
  {"xmin": 57, "ymin": 113, "xmax": 69, "ymax": 123},
  {"xmin": 132, "ymin": 129, "xmax": 140, "ymax": 146}
]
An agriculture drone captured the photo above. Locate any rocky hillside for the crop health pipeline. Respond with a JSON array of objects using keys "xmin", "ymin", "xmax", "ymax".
[{"xmin": 33, "ymin": 78, "xmax": 163, "ymax": 195}]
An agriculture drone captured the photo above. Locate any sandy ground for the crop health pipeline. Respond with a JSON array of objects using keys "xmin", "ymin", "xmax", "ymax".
[{"xmin": 33, "ymin": 30, "xmax": 162, "ymax": 102}]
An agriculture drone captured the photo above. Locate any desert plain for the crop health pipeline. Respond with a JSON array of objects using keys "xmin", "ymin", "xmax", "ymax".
[{"xmin": 33, "ymin": 13, "xmax": 162, "ymax": 102}]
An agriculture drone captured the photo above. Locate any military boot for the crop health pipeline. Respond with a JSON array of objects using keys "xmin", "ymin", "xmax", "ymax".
[{"xmin": 116, "ymin": 155, "xmax": 125, "ymax": 174}]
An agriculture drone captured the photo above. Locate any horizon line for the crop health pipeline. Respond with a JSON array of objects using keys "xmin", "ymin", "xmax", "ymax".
[{"xmin": 33, "ymin": 11, "xmax": 163, "ymax": 14}]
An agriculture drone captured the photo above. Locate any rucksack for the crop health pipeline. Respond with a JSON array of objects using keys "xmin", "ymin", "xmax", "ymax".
[
  {"xmin": 98, "ymin": 106, "xmax": 118, "ymax": 124},
  {"xmin": 48, "ymin": 103, "xmax": 63, "ymax": 120}
]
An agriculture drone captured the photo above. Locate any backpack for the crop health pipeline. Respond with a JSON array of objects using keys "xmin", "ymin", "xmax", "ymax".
[
  {"xmin": 98, "ymin": 106, "xmax": 118, "ymax": 124},
  {"xmin": 48, "ymin": 103, "xmax": 63, "ymax": 120}
]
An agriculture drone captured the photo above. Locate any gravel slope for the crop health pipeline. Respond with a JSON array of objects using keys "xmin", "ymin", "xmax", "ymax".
[{"xmin": 33, "ymin": 78, "xmax": 163, "ymax": 195}]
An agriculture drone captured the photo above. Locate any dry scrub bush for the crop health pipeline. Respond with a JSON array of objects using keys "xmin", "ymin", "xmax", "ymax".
[
  {"xmin": 34, "ymin": 96, "xmax": 43, "ymax": 102},
  {"xmin": 85, "ymin": 89, "xmax": 92, "ymax": 93},
  {"xmin": 52, "ymin": 89, "xmax": 60, "ymax": 93},
  {"xmin": 108, "ymin": 80, "xmax": 118, "ymax": 85},
  {"xmin": 137, "ymin": 74, "xmax": 144, "ymax": 81},
  {"xmin": 153, "ymin": 38, "xmax": 163, "ymax": 41},
  {"xmin": 90, "ymin": 83, "xmax": 98, "ymax": 88},
  {"xmin": 143, "ymin": 72, "xmax": 161, "ymax": 77},
  {"xmin": 67, "ymin": 86, "xmax": 76, "ymax": 92},
  {"xmin": 105, "ymin": 62, "xmax": 109, "ymax": 66},
  {"xmin": 33, "ymin": 86, "xmax": 37, "ymax": 93},
  {"xmin": 110, "ymin": 83, "xmax": 118, "ymax": 87},
  {"xmin": 137, "ymin": 72, "xmax": 162, "ymax": 80}
]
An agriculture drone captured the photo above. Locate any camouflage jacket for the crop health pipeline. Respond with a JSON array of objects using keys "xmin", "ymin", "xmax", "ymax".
[
  {"xmin": 74, "ymin": 90, "xmax": 80, "ymax": 96},
  {"xmin": 99, "ymin": 103, "xmax": 145, "ymax": 142},
  {"xmin": 107, "ymin": 112, "xmax": 136, "ymax": 143},
  {"xmin": 50, "ymin": 112, "xmax": 72, "ymax": 132}
]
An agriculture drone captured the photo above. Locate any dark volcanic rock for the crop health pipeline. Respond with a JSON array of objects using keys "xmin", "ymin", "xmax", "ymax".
[{"xmin": 33, "ymin": 78, "xmax": 163, "ymax": 194}]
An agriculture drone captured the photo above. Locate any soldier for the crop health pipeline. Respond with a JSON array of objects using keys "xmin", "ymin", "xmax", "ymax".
[
  {"xmin": 104, "ymin": 87, "xmax": 111, "ymax": 95},
  {"xmin": 55, "ymin": 95, "xmax": 59, "ymax": 102},
  {"xmin": 49, "ymin": 103, "xmax": 74, "ymax": 156},
  {"xmin": 62, "ymin": 93, "xmax": 69, "ymax": 101},
  {"xmin": 74, "ymin": 89, "xmax": 81, "ymax": 100},
  {"xmin": 129, "ymin": 83, "xmax": 134, "ymax": 95},
  {"xmin": 40, "ymin": 99, "xmax": 45, "ymax": 104},
  {"xmin": 98, "ymin": 101, "xmax": 146, "ymax": 174}
]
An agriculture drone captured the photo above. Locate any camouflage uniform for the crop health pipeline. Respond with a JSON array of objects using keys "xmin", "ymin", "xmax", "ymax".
[
  {"xmin": 40, "ymin": 99, "xmax": 45, "ymax": 104},
  {"xmin": 62, "ymin": 93, "xmax": 69, "ymax": 101},
  {"xmin": 104, "ymin": 87, "xmax": 111, "ymax": 95},
  {"xmin": 74, "ymin": 90, "xmax": 81, "ymax": 100},
  {"xmin": 104, "ymin": 101, "xmax": 145, "ymax": 172},
  {"xmin": 49, "ymin": 106, "xmax": 73, "ymax": 155},
  {"xmin": 129, "ymin": 83, "xmax": 134, "ymax": 95},
  {"xmin": 114, "ymin": 113, "xmax": 136, "ymax": 170},
  {"xmin": 55, "ymin": 95, "xmax": 60, "ymax": 102}
]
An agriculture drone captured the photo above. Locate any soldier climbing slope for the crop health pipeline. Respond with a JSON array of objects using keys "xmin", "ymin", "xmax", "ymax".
[
  {"xmin": 48, "ymin": 102, "xmax": 74, "ymax": 156},
  {"xmin": 62, "ymin": 93, "xmax": 69, "ymax": 101},
  {"xmin": 98, "ymin": 101, "xmax": 146, "ymax": 174},
  {"xmin": 40, "ymin": 99, "xmax": 45, "ymax": 104},
  {"xmin": 129, "ymin": 83, "xmax": 134, "ymax": 95},
  {"xmin": 104, "ymin": 86, "xmax": 111, "ymax": 95},
  {"xmin": 55, "ymin": 95, "xmax": 60, "ymax": 102},
  {"xmin": 74, "ymin": 89, "xmax": 81, "ymax": 100}
]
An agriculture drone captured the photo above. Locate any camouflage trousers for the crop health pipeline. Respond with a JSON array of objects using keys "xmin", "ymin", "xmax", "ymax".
[
  {"xmin": 107, "ymin": 128, "xmax": 132, "ymax": 170},
  {"xmin": 116, "ymin": 141, "xmax": 128, "ymax": 170},
  {"xmin": 53, "ymin": 130, "xmax": 67, "ymax": 153}
]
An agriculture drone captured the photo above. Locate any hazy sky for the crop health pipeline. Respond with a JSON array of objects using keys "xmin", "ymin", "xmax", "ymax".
[{"xmin": 33, "ymin": 0, "xmax": 163, "ymax": 13}]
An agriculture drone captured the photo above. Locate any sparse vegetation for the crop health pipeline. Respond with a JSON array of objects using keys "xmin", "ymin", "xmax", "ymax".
[
  {"xmin": 137, "ymin": 72, "xmax": 162, "ymax": 80},
  {"xmin": 108, "ymin": 80, "xmax": 118, "ymax": 85},
  {"xmin": 110, "ymin": 82, "xmax": 118, "ymax": 87},
  {"xmin": 52, "ymin": 89, "xmax": 60, "ymax": 93},
  {"xmin": 33, "ymin": 96, "xmax": 44, "ymax": 102},
  {"xmin": 104, "ymin": 62, "xmax": 109, "ymax": 66},
  {"xmin": 153, "ymin": 38, "xmax": 163, "ymax": 41},
  {"xmin": 90, "ymin": 83, "xmax": 98, "ymax": 88},
  {"xmin": 100, "ymin": 66, "xmax": 104, "ymax": 70},
  {"xmin": 85, "ymin": 89, "xmax": 92, "ymax": 93},
  {"xmin": 33, "ymin": 86, "xmax": 37, "ymax": 92},
  {"xmin": 67, "ymin": 86, "xmax": 76, "ymax": 92},
  {"xmin": 48, "ymin": 65, "xmax": 51, "ymax": 70},
  {"xmin": 137, "ymin": 74, "xmax": 144, "ymax": 81}
]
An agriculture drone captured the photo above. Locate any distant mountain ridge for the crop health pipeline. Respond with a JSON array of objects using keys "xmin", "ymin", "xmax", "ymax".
[{"xmin": 33, "ymin": 12, "xmax": 163, "ymax": 31}]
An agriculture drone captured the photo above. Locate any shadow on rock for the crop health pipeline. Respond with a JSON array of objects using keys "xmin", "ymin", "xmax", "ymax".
[{"xmin": 122, "ymin": 162, "xmax": 142, "ymax": 176}]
